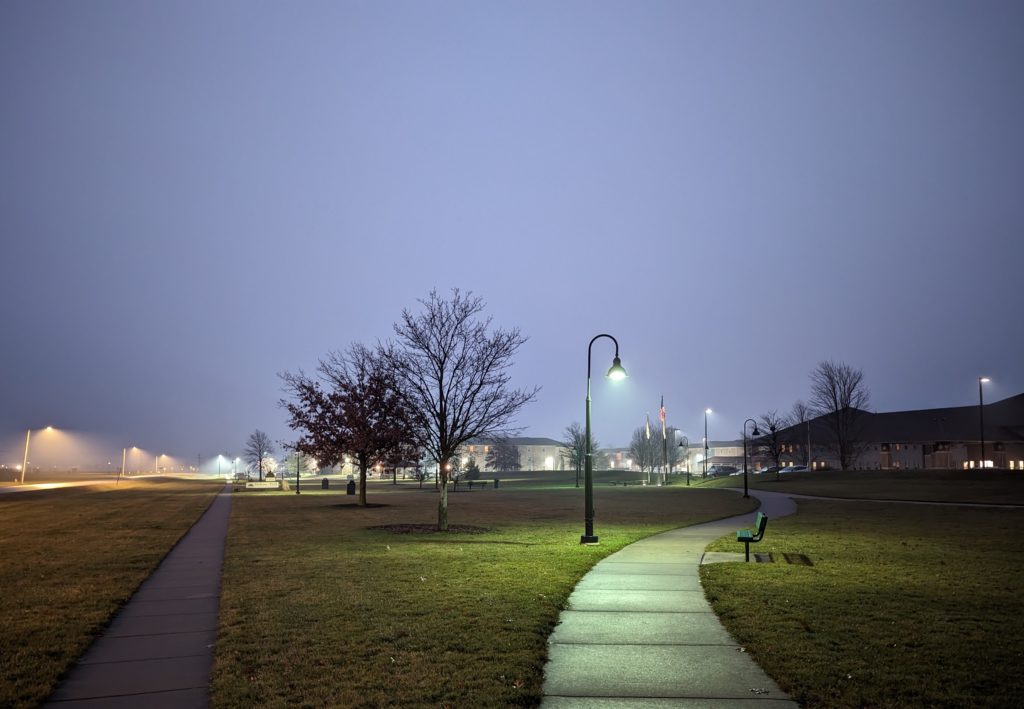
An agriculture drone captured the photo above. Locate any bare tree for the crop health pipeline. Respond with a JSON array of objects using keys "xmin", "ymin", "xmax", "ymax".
[
  {"xmin": 562, "ymin": 422, "xmax": 587, "ymax": 487},
  {"xmin": 755, "ymin": 411, "xmax": 790, "ymax": 481},
  {"xmin": 664, "ymin": 428, "xmax": 682, "ymax": 473},
  {"xmin": 485, "ymin": 437, "xmax": 521, "ymax": 472},
  {"xmin": 628, "ymin": 426, "xmax": 659, "ymax": 474},
  {"xmin": 280, "ymin": 343, "xmax": 419, "ymax": 506},
  {"xmin": 243, "ymin": 430, "xmax": 275, "ymax": 481},
  {"xmin": 380, "ymin": 289, "xmax": 539, "ymax": 530},
  {"xmin": 790, "ymin": 400, "xmax": 813, "ymax": 466},
  {"xmin": 809, "ymin": 360, "xmax": 870, "ymax": 470}
]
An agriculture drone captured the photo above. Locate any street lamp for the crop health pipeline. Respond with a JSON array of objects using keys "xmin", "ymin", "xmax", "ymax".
[
  {"xmin": 703, "ymin": 409, "xmax": 712, "ymax": 478},
  {"xmin": 582, "ymin": 334, "xmax": 627, "ymax": 545},
  {"xmin": 979, "ymin": 376, "xmax": 990, "ymax": 468},
  {"xmin": 20, "ymin": 426, "xmax": 55, "ymax": 485},
  {"xmin": 742, "ymin": 419, "xmax": 761, "ymax": 499},
  {"xmin": 678, "ymin": 436, "xmax": 689, "ymax": 486},
  {"xmin": 117, "ymin": 445, "xmax": 136, "ymax": 485}
]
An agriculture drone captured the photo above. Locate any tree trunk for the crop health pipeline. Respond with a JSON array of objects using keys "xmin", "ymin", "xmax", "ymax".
[
  {"xmin": 438, "ymin": 456, "xmax": 449, "ymax": 531},
  {"xmin": 358, "ymin": 456, "xmax": 368, "ymax": 507}
]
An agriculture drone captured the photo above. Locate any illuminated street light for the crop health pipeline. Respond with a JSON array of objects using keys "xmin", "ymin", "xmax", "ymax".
[
  {"xmin": 979, "ymin": 376, "xmax": 991, "ymax": 468},
  {"xmin": 582, "ymin": 333, "xmax": 628, "ymax": 545},
  {"xmin": 118, "ymin": 446, "xmax": 130, "ymax": 485},
  {"xmin": 21, "ymin": 426, "xmax": 55, "ymax": 484},
  {"xmin": 678, "ymin": 436, "xmax": 690, "ymax": 486}
]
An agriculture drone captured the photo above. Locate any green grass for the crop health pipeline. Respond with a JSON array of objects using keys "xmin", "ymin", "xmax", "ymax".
[
  {"xmin": 702, "ymin": 500, "xmax": 1024, "ymax": 708},
  {"xmin": 0, "ymin": 478, "xmax": 221, "ymax": 708},
  {"xmin": 694, "ymin": 468, "xmax": 1024, "ymax": 504},
  {"xmin": 212, "ymin": 482, "xmax": 757, "ymax": 707}
]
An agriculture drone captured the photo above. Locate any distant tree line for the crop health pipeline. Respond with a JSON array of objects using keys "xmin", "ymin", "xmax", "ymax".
[{"xmin": 752, "ymin": 359, "xmax": 871, "ymax": 471}]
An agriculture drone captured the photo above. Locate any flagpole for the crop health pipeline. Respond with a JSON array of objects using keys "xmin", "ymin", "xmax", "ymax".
[
  {"xmin": 645, "ymin": 413, "xmax": 651, "ymax": 486},
  {"xmin": 660, "ymin": 396, "xmax": 668, "ymax": 486}
]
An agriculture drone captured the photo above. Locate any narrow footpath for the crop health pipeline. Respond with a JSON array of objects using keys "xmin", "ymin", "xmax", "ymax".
[
  {"xmin": 541, "ymin": 491, "xmax": 799, "ymax": 708},
  {"xmin": 45, "ymin": 487, "xmax": 232, "ymax": 708}
]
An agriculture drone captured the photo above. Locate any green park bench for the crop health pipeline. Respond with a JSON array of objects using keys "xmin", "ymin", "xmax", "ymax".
[{"xmin": 736, "ymin": 511, "xmax": 768, "ymax": 562}]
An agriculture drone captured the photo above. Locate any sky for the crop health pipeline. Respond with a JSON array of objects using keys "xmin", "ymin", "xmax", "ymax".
[{"xmin": 2, "ymin": 1, "xmax": 1023, "ymax": 468}]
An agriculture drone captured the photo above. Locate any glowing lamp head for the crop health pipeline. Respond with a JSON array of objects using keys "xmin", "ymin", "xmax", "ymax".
[
  {"xmin": 606, "ymin": 356, "xmax": 627, "ymax": 381},
  {"xmin": 980, "ymin": 376, "xmax": 990, "ymax": 383},
  {"xmin": 705, "ymin": 408, "xmax": 713, "ymax": 415}
]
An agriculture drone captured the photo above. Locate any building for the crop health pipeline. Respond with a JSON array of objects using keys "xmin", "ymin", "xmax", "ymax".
[
  {"xmin": 761, "ymin": 393, "xmax": 1024, "ymax": 471},
  {"xmin": 461, "ymin": 437, "xmax": 566, "ymax": 472}
]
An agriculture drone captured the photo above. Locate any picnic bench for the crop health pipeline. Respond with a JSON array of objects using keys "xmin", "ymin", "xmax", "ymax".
[{"xmin": 736, "ymin": 511, "xmax": 768, "ymax": 562}]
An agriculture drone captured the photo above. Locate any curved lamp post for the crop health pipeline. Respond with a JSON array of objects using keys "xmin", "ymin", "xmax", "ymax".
[
  {"xmin": 678, "ymin": 436, "xmax": 689, "ymax": 486},
  {"xmin": 582, "ymin": 334, "xmax": 627, "ymax": 545},
  {"xmin": 742, "ymin": 418, "xmax": 761, "ymax": 499},
  {"xmin": 978, "ymin": 376, "xmax": 990, "ymax": 468}
]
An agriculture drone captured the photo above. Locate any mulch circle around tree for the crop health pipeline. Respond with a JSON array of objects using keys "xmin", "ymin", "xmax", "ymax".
[
  {"xmin": 368, "ymin": 524, "xmax": 489, "ymax": 534},
  {"xmin": 330, "ymin": 503, "xmax": 390, "ymax": 510}
]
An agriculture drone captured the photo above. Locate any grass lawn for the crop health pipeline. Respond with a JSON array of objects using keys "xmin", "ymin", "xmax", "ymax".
[
  {"xmin": 0, "ymin": 478, "xmax": 222, "ymax": 708},
  {"xmin": 212, "ymin": 479, "xmax": 757, "ymax": 708},
  {"xmin": 702, "ymin": 500, "xmax": 1024, "ymax": 708},
  {"xmin": 694, "ymin": 468, "xmax": 1024, "ymax": 504}
]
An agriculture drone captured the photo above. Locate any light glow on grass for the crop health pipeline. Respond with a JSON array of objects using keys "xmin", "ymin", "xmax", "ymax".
[
  {"xmin": 702, "ymin": 499, "xmax": 1024, "ymax": 708},
  {"xmin": 212, "ymin": 483, "xmax": 756, "ymax": 706}
]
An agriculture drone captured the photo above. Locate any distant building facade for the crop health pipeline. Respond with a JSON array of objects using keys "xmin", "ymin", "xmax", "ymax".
[
  {"xmin": 460, "ymin": 437, "xmax": 566, "ymax": 472},
  {"xmin": 757, "ymin": 393, "xmax": 1024, "ymax": 471}
]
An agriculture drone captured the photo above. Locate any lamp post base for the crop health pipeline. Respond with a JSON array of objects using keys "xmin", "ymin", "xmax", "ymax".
[{"xmin": 580, "ymin": 535, "xmax": 600, "ymax": 545}]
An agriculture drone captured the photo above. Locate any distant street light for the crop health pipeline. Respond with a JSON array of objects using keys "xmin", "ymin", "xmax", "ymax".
[
  {"xmin": 21, "ymin": 426, "xmax": 54, "ymax": 484},
  {"xmin": 979, "ymin": 376, "xmax": 991, "ymax": 468},
  {"xmin": 678, "ymin": 436, "xmax": 690, "ymax": 486},
  {"xmin": 217, "ymin": 455, "xmax": 224, "ymax": 478},
  {"xmin": 118, "ymin": 446, "xmax": 133, "ymax": 486},
  {"xmin": 582, "ymin": 333, "xmax": 628, "ymax": 545},
  {"xmin": 742, "ymin": 419, "xmax": 761, "ymax": 499},
  {"xmin": 703, "ymin": 409, "xmax": 712, "ymax": 479}
]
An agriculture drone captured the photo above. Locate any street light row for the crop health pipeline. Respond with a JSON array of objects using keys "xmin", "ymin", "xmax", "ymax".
[{"xmin": 17, "ymin": 428, "xmax": 212, "ymax": 485}]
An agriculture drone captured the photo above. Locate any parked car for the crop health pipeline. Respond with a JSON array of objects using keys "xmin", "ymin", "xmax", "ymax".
[
  {"xmin": 779, "ymin": 465, "xmax": 808, "ymax": 474},
  {"xmin": 758, "ymin": 466, "xmax": 781, "ymax": 475},
  {"xmin": 706, "ymin": 465, "xmax": 739, "ymax": 477}
]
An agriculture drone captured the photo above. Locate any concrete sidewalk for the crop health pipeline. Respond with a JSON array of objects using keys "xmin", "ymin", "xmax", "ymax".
[
  {"xmin": 541, "ymin": 491, "xmax": 799, "ymax": 708},
  {"xmin": 45, "ymin": 486, "xmax": 232, "ymax": 708}
]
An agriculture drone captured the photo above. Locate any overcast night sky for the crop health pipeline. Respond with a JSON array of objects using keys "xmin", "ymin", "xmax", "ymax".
[{"xmin": 2, "ymin": 1, "xmax": 1022, "ymax": 468}]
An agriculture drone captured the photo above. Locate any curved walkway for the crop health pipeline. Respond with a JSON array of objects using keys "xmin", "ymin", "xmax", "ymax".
[
  {"xmin": 45, "ymin": 486, "xmax": 232, "ymax": 708},
  {"xmin": 541, "ymin": 491, "xmax": 799, "ymax": 708}
]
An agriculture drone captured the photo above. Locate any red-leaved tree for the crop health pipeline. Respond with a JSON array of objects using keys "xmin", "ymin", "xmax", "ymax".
[{"xmin": 280, "ymin": 343, "xmax": 419, "ymax": 506}]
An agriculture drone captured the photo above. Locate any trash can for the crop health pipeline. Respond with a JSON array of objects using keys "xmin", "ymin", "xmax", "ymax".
[
  {"xmin": 322, "ymin": 478, "xmax": 329, "ymax": 490},
  {"xmin": 493, "ymin": 479, "xmax": 499, "ymax": 489},
  {"xmin": 346, "ymin": 480, "xmax": 356, "ymax": 495}
]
